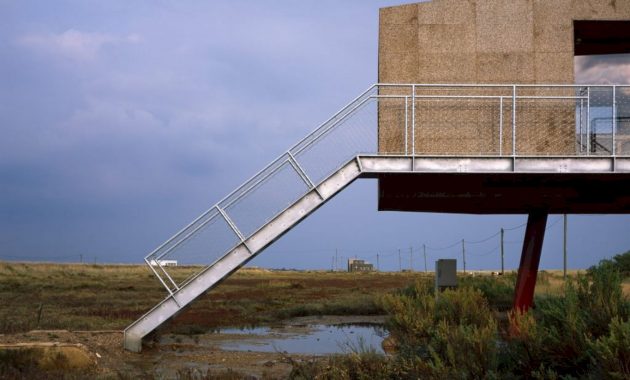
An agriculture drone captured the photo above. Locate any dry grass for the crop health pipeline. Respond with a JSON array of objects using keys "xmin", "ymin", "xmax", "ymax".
[
  {"xmin": 2, "ymin": 262, "xmax": 621, "ymax": 337},
  {"xmin": 535, "ymin": 270, "xmax": 630, "ymax": 298},
  {"xmin": 0, "ymin": 262, "xmax": 421, "ymax": 334}
]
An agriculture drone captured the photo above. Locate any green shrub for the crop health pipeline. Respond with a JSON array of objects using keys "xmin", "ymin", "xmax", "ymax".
[
  {"xmin": 506, "ymin": 259, "xmax": 630, "ymax": 377},
  {"xmin": 501, "ymin": 311, "xmax": 548, "ymax": 376},
  {"xmin": 288, "ymin": 260, "xmax": 629, "ymax": 379},
  {"xmin": 381, "ymin": 281, "xmax": 499, "ymax": 379},
  {"xmin": 590, "ymin": 250, "xmax": 630, "ymax": 278},
  {"xmin": 588, "ymin": 317, "xmax": 630, "ymax": 379},
  {"xmin": 461, "ymin": 275, "xmax": 515, "ymax": 311},
  {"xmin": 582, "ymin": 260, "xmax": 630, "ymax": 334}
]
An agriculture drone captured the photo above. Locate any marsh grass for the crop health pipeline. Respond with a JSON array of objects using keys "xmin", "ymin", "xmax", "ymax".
[{"xmin": 0, "ymin": 262, "xmax": 420, "ymax": 335}]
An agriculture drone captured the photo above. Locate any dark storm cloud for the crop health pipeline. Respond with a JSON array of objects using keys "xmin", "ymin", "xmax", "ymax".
[
  {"xmin": 0, "ymin": 1, "xmax": 393, "ymax": 264},
  {"xmin": 1, "ymin": 1, "xmax": 628, "ymax": 269}
]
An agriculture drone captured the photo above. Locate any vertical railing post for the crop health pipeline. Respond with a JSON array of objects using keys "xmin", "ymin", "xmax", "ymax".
[
  {"xmin": 405, "ymin": 96, "xmax": 408, "ymax": 155},
  {"xmin": 157, "ymin": 262, "xmax": 180, "ymax": 291},
  {"xmin": 499, "ymin": 97, "xmax": 504, "ymax": 156},
  {"xmin": 512, "ymin": 85, "xmax": 516, "ymax": 156},
  {"xmin": 216, "ymin": 206, "xmax": 252, "ymax": 253},
  {"xmin": 145, "ymin": 258, "xmax": 176, "ymax": 296},
  {"xmin": 578, "ymin": 97, "xmax": 584, "ymax": 153},
  {"xmin": 586, "ymin": 86, "xmax": 591, "ymax": 156},
  {"xmin": 611, "ymin": 85, "xmax": 617, "ymax": 157},
  {"xmin": 412, "ymin": 84, "xmax": 416, "ymax": 170}
]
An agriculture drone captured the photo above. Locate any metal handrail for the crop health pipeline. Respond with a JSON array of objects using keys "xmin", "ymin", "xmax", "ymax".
[{"xmin": 145, "ymin": 83, "xmax": 629, "ymax": 293}]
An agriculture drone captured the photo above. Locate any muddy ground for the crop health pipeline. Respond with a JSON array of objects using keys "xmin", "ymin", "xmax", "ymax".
[
  {"xmin": 0, "ymin": 315, "xmax": 387, "ymax": 379},
  {"xmin": 1, "ymin": 329, "xmax": 309, "ymax": 378}
]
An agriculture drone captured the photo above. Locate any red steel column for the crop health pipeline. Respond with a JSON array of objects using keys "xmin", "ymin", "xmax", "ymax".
[{"xmin": 513, "ymin": 211, "xmax": 548, "ymax": 312}]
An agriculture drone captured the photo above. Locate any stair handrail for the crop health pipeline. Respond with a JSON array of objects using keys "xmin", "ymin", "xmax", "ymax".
[{"xmin": 143, "ymin": 84, "xmax": 378, "ymax": 287}]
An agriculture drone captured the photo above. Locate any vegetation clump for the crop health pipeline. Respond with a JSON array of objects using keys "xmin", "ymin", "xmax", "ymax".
[
  {"xmin": 0, "ymin": 348, "xmax": 94, "ymax": 379},
  {"xmin": 291, "ymin": 257, "xmax": 630, "ymax": 379},
  {"xmin": 590, "ymin": 250, "xmax": 630, "ymax": 278}
]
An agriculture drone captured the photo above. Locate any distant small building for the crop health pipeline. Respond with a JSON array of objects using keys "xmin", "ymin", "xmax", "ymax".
[
  {"xmin": 149, "ymin": 259, "xmax": 178, "ymax": 267},
  {"xmin": 347, "ymin": 259, "xmax": 374, "ymax": 272}
]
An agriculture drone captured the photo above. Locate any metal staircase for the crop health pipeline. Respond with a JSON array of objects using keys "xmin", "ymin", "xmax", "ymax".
[{"xmin": 124, "ymin": 84, "xmax": 630, "ymax": 351}]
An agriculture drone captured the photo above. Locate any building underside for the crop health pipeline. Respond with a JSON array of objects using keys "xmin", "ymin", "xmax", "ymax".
[{"xmin": 378, "ymin": 172, "xmax": 630, "ymax": 214}]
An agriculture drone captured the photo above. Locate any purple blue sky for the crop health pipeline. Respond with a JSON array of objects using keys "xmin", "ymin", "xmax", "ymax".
[{"xmin": 1, "ymin": 1, "xmax": 629, "ymax": 271}]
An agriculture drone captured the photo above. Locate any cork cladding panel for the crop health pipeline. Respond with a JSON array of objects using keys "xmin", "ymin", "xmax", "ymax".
[{"xmin": 378, "ymin": 0, "xmax": 630, "ymax": 156}]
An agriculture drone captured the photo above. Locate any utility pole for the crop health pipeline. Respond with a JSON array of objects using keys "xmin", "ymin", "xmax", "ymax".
[
  {"xmin": 398, "ymin": 249, "xmax": 402, "ymax": 272},
  {"xmin": 335, "ymin": 249, "xmax": 338, "ymax": 272},
  {"xmin": 376, "ymin": 253, "xmax": 380, "ymax": 272},
  {"xmin": 332, "ymin": 256, "xmax": 334, "ymax": 272},
  {"xmin": 423, "ymin": 244, "xmax": 427, "ymax": 273},
  {"xmin": 563, "ymin": 214, "xmax": 567, "ymax": 279},
  {"xmin": 409, "ymin": 246, "xmax": 413, "ymax": 272},
  {"xmin": 462, "ymin": 239, "xmax": 466, "ymax": 273},
  {"xmin": 80, "ymin": 254, "xmax": 83, "ymax": 264},
  {"xmin": 500, "ymin": 228, "xmax": 505, "ymax": 275}
]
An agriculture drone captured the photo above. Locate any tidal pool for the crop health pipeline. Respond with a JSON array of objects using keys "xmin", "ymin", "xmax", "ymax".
[{"xmin": 215, "ymin": 323, "xmax": 387, "ymax": 355}]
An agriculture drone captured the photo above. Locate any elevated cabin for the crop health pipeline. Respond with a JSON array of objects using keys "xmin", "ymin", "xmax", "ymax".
[{"xmin": 377, "ymin": 0, "xmax": 630, "ymax": 214}]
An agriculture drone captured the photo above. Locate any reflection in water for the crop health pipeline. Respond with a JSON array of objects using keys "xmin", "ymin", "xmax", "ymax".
[{"xmin": 217, "ymin": 324, "xmax": 387, "ymax": 355}]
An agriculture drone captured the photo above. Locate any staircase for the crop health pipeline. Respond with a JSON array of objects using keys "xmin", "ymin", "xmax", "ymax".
[
  {"xmin": 124, "ymin": 83, "xmax": 629, "ymax": 351},
  {"xmin": 123, "ymin": 85, "xmax": 380, "ymax": 351}
]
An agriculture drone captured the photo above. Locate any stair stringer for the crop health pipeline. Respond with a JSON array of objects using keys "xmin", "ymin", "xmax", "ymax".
[{"xmin": 123, "ymin": 158, "xmax": 363, "ymax": 352}]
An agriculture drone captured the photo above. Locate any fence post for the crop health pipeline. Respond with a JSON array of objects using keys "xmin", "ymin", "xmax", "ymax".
[{"xmin": 500, "ymin": 228, "xmax": 505, "ymax": 275}]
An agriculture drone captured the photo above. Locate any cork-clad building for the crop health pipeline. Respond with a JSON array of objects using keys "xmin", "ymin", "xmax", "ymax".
[
  {"xmin": 377, "ymin": 0, "xmax": 630, "ymax": 213},
  {"xmin": 379, "ymin": 0, "xmax": 630, "ymax": 85}
]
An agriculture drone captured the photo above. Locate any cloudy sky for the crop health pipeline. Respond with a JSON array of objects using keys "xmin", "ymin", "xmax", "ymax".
[{"xmin": 1, "ymin": 1, "xmax": 629, "ymax": 271}]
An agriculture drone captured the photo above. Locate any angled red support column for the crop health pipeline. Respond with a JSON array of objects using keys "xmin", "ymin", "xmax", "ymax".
[{"xmin": 513, "ymin": 211, "xmax": 548, "ymax": 312}]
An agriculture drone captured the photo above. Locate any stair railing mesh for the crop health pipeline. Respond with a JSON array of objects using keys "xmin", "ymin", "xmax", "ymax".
[{"xmin": 145, "ymin": 84, "xmax": 629, "ymax": 294}]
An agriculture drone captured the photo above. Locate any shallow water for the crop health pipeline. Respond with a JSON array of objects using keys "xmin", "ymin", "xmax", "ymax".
[{"xmin": 216, "ymin": 324, "xmax": 387, "ymax": 355}]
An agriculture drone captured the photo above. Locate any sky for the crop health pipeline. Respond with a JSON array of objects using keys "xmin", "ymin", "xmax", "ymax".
[{"xmin": 1, "ymin": 1, "xmax": 629, "ymax": 272}]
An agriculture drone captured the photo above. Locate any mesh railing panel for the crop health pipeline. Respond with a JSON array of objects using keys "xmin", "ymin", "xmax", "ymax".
[
  {"xmin": 414, "ymin": 98, "xmax": 503, "ymax": 155},
  {"xmin": 513, "ymin": 86, "xmax": 580, "ymax": 155},
  {"xmin": 221, "ymin": 157, "xmax": 309, "ymax": 238},
  {"xmin": 290, "ymin": 87, "xmax": 378, "ymax": 155},
  {"xmin": 377, "ymin": 97, "xmax": 409, "ymax": 155},
  {"xmin": 147, "ymin": 209, "xmax": 241, "ymax": 287},
  {"xmin": 515, "ymin": 99, "xmax": 576, "ymax": 155},
  {"xmin": 616, "ymin": 86, "xmax": 630, "ymax": 156},
  {"xmin": 293, "ymin": 99, "xmax": 378, "ymax": 185},
  {"xmin": 588, "ymin": 87, "xmax": 614, "ymax": 155}
]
